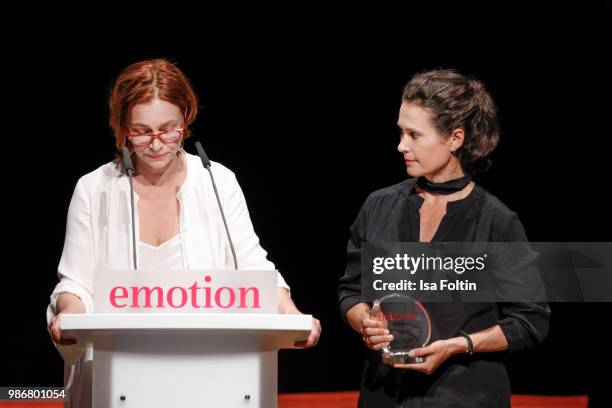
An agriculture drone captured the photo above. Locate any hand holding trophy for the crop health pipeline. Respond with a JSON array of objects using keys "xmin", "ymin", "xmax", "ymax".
[{"xmin": 370, "ymin": 293, "xmax": 431, "ymax": 364}]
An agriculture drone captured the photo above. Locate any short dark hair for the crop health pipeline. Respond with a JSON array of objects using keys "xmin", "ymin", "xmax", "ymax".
[{"xmin": 402, "ymin": 69, "xmax": 500, "ymax": 173}]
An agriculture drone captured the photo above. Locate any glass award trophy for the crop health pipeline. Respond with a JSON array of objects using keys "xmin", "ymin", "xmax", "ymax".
[{"xmin": 370, "ymin": 293, "xmax": 431, "ymax": 364}]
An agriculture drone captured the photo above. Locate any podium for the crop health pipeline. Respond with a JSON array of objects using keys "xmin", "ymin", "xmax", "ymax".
[{"xmin": 61, "ymin": 313, "xmax": 312, "ymax": 407}]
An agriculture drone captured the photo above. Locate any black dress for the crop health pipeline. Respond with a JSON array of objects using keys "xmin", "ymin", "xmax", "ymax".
[{"xmin": 338, "ymin": 178, "xmax": 550, "ymax": 408}]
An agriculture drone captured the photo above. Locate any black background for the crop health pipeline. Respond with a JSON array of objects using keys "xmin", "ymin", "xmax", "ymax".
[{"xmin": 3, "ymin": 4, "xmax": 611, "ymax": 406}]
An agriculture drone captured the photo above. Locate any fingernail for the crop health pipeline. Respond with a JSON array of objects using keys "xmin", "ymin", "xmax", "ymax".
[{"xmin": 384, "ymin": 330, "xmax": 389, "ymax": 335}]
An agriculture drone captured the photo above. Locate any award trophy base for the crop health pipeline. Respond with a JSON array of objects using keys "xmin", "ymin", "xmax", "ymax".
[{"xmin": 382, "ymin": 351, "xmax": 426, "ymax": 365}]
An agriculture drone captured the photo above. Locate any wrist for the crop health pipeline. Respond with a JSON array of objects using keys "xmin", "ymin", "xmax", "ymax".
[
  {"xmin": 457, "ymin": 330, "xmax": 475, "ymax": 355},
  {"xmin": 284, "ymin": 307, "xmax": 302, "ymax": 315},
  {"xmin": 57, "ymin": 293, "xmax": 85, "ymax": 314},
  {"xmin": 447, "ymin": 337, "xmax": 470, "ymax": 355}
]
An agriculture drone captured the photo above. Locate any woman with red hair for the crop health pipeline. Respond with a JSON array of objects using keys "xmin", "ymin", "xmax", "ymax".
[{"xmin": 46, "ymin": 59, "xmax": 321, "ymax": 407}]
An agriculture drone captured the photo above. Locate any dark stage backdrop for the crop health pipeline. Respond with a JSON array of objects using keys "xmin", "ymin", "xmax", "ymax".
[{"xmin": 3, "ymin": 4, "xmax": 611, "ymax": 406}]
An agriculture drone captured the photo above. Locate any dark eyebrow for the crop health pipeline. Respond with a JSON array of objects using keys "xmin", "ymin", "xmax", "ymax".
[{"xmin": 130, "ymin": 120, "xmax": 179, "ymax": 128}]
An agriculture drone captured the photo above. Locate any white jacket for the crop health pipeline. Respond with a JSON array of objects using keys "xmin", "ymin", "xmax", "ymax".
[{"xmin": 46, "ymin": 151, "xmax": 289, "ymax": 407}]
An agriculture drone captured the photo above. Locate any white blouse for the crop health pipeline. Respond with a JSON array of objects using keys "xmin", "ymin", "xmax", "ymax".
[
  {"xmin": 139, "ymin": 233, "xmax": 184, "ymax": 272},
  {"xmin": 46, "ymin": 151, "xmax": 289, "ymax": 408}
]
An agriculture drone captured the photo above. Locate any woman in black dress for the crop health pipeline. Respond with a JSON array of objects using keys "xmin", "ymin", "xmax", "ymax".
[{"xmin": 338, "ymin": 69, "xmax": 550, "ymax": 407}]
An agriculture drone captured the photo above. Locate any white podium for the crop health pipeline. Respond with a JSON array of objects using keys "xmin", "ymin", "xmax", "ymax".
[{"xmin": 61, "ymin": 313, "xmax": 311, "ymax": 408}]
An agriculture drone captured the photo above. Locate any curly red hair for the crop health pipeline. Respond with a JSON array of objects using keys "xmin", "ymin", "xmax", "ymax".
[{"xmin": 109, "ymin": 59, "xmax": 198, "ymax": 152}]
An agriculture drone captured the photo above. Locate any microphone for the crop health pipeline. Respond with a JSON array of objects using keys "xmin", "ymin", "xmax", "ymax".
[
  {"xmin": 122, "ymin": 147, "xmax": 138, "ymax": 270},
  {"xmin": 195, "ymin": 141, "xmax": 238, "ymax": 270},
  {"xmin": 195, "ymin": 142, "xmax": 211, "ymax": 168}
]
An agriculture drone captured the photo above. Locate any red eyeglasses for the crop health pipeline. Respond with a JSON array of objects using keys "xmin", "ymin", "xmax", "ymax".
[{"xmin": 126, "ymin": 127, "xmax": 185, "ymax": 147}]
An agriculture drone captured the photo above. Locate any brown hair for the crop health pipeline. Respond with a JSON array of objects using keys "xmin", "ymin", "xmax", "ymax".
[
  {"xmin": 109, "ymin": 58, "xmax": 198, "ymax": 153},
  {"xmin": 402, "ymin": 69, "xmax": 500, "ymax": 173}
]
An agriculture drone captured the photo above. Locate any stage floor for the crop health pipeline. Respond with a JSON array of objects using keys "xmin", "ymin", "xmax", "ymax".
[{"xmin": 0, "ymin": 392, "xmax": 588, "ymax": 407}]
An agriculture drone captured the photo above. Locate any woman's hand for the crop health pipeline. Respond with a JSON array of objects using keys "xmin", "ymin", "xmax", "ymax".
[
  {"xmin": 360, "ymin": 317, "xmax": 394, "ymax": 350},
  {"xmin": 277, "ymin": 288, "xmax": 322, "ymax": 348},
  {"xmin": 393, "ymin": 337, "xmax": 465, "ymax": 374},
  {"xmin": 47, "ymin": 293, "xmax": 86, "ymax": 346},
  {"xmin": 394, "ymin": 326, "xmax": 510, "ymax": 374},
  {"xmin": 346, "ymin": 303, "xmax": 393, "ymax": 350},
  {"xmin": 294, "ymin": 317, "xmax": 322, "ymax": 348}
]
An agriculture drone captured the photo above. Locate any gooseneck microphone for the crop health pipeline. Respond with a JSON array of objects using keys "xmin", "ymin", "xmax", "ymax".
[
  {"xmin": 122, "ymin": 147, "xmax": 138, "ymax": 270},
  {"xmin": 195, "ymin": 141, "xmax": 238, "ymax": 270}
]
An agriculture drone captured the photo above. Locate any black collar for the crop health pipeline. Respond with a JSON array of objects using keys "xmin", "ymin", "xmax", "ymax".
[{"xmin": 415, "ymin": 175, "xmax": 472, "ymax": 195}]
